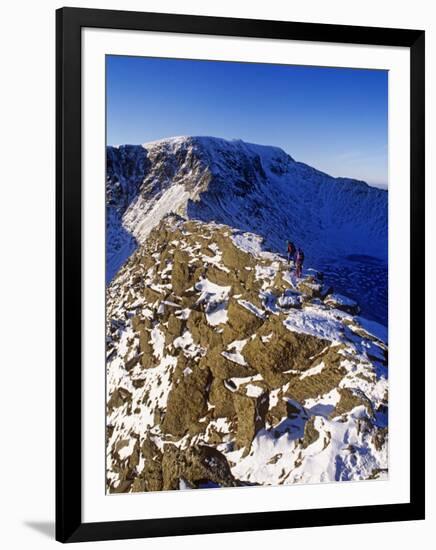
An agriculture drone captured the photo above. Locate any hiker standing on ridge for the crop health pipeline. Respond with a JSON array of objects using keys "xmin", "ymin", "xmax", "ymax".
[
  {"xmin": 295, "ymin": 247, "xmax": 305, "ymax": 278},
  {"xmin": 287, "ymin": 240, "xmax": 296, "ymax": 264}
]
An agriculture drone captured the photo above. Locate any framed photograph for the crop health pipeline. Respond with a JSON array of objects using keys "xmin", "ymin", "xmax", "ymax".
[{"xmin": 56, "ymin": 7, "xmax": 425, "ymax": 543}]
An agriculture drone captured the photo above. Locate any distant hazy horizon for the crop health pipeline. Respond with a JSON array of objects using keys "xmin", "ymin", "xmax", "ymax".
[{"xmin": 107, "ymin": 56, "xmax": 388, "ymax": 188}]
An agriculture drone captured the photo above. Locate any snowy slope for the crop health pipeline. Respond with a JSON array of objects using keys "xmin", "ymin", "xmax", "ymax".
[
  {"xmin": 106, "ymin": 145, "xmax": 149, "ymax": 281},
  {"xmin": 106, "ymin": 136, "xmax": 388, "ymax": 322}
]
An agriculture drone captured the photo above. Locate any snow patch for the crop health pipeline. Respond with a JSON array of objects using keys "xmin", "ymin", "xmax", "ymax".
[{"xmin": 195, "ymin": 278, "xmax": 231, "ymax": 326}]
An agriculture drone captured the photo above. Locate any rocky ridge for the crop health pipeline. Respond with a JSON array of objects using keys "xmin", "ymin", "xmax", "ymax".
[
  {"xmin": 106, "ymin": 215, "xmax": 388, "ymax": 493},
  {"xmin": 106, "ymin": 137, "xmax": 388, "ymax": 326}
]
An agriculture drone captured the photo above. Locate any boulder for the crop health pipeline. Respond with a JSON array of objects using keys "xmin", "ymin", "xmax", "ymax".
[
  {"xmin": 234, "ymin": 390, "xmax": 269, "ymax": 456},
  {"xmin": 284, "ymin": 348, "xmax": 347, "ymax": 402},
  {"xmin": 205, "ymin": 265, "xmax": 239, "ymax": 288},
  {"xmin": 216, "ymin": 235, "xmax": 253, "ymax": 271},
  {"xmin": 372, "ymin": 427, "xmax": 388, "ymax": 451},
  {"xmin": 139, "ymin": 253, "xmax": 155, "ymax": 271},
  {"xmin": 225, "ymin": 298, "xmax": 265, "ymax": 340},
  {"xmin": 165, "ymin": 313, "xmax": 185, "ymax": 345},
  {"xmin": 324, "ymin": 293, "xmax": 360, "ymax": 315},
  {"xmin": 107, "ymin": 437, "xmax": 141, "ymax": 494},
  {"xmin": 137, "ymin": 326, "xmax": 155, "ymax": 368},
  {"xmin": 273, "ymin": 270, "xmax": 292, "ymax": 291},
  {"xmin": 132, "ymin": 437, "xmax": 164, "ymax": 492},
  {"xmin": 243, "ymin": 317, "xmax": 328, "ymax": 388},
  {"xmin": 201, "ymin": 347, "xmax": 258, "ymax": 379},
  {"xmin": 187, "ymin": 310, "xmax": 223, "ymax": 348},
  {"xmin": 107, "ymin": 387, "xmax": 132, "ymax": 413},
  {"xmin": 331, "ymin": 387, "xmax": 373, "ymax": 418},
  {"xmin": 301, "ymin": 417, "xmax": 320, "ymax": 449},
  {"xmin": 162, "ymin": 444, "xmax": 237, "ymax": 490},
  {"xmin": 209, "ymin": 378, "xmax": 236, "ymax": 419},
  {"xmin": 306, "ymin": 268, "xmax": 324, "ymax": 281},
  {"xmin": 124, "ymin": 353, "xmax": 141, "ymax": 371},
  {"xmin": 297, "ymin": 277, "xmax": 324, "ymax": 299},
  {"xmin": 171, "ymin": 250, "xmax": 191, "ymax": 295},
  {"xmin": 267, "ymin": 395, "xmax": 303, "ymax": 426},
  {"xmin": 143, "ymin": 286, "xmax": 162, "ymax": 304},
  {"xmin": 108, "ymin": 479, "xmax": 133, "ymax": 494},
  {"xmin": 162, "ymin": 357, "xmax": 211, "ymax": 437}
]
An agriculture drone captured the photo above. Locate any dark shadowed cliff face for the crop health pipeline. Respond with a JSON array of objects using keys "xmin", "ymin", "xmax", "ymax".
[
  {"xmin": 106, "ymin": 136, "xmax": 388, "ymax": 322},
  {"xmin": 107, "ymin": 145, "xmax": 150, "ymax": 212}
]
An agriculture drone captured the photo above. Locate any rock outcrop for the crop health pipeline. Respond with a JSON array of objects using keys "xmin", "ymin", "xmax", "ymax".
[{"xmin": 106, "ymin": 216, "xmax": 389, "ymax": 493}]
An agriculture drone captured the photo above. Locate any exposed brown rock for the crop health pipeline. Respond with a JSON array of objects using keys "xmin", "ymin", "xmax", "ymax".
[
  {"xmin": 107, "ymin": 387, "xmax": 132, "ymax": 413},
  {"xmin": 225, "ymin": 298, "xmax": 265, "ymax": 340},
  {"xmin": 106, "ymin": 216, "xmax": 388, "ymax": 493},
  {"xmin": 284, "ymin": 349, "xmax": 347, "ymax": 403},
  {"xmin": 234, "ymin": 390, "xmax": 269, "ymax": 456},
  {"xmin": 243, "ymin": 317, "xmax": 328, "ymax": 388},
  {"xmin": 165, "ymin": 313, "xmax": 185, "ymax": 345},
  {"xmin": 372, "ymin": 427, "xmax": 388, "ymax": 451},
  {"xmin": 187, "ymin": 310, "xmax": 223, "ymax": 348},
  {"xmin": 332, "ymin": 387, "xmax": 373, "ymax": 418},
  {"xmin": 171, "ymin": 250, "xmax": 192, "ymax": 295},
  {"xmin": 143, "ymin": 286, "xmax": 162, "ymax": 304},
  {"xmin": 216, "ymin": 235, "xmax": 254, "ymax": 272},
  {"xmin": 324, "ymin": 294, "xmax": 359, "ymax": 315},
  {"xmin": 133, "ymin": 437, "xmax": 164, "ymax": 492},
  {"xmin": 162, "ymin": 444, "xmax": 237, "ymax": 490},
  {"xmin": 301, "ymin": 417, "xmax": 320, "ymax": 449},
  {"xmin": 162, "ymin": 357, "xmax": 211, "ymax": 437},
  {"xmin": 268, "ymin": 394, "xmax": 303, "ymax": 425},
  {"xmin": 201, "ymin": 348, "xmax": 258, "ymax": 379},
  {"xmin": 137, "ymin": 326, "xmax": 155, "ymax": 368},
  {"xmin": 209, "ymin": 378, "xmax": 236, "ymax": 418}
]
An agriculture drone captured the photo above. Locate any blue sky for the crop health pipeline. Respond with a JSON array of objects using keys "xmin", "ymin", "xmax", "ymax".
[{"xmin": 107, "ymin": 56, "xmax": 388, "ymax": 188}]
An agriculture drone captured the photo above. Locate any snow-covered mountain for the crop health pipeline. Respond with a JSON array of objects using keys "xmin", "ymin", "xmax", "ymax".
[
  {"xmin": 106, "ymin": 216, "xmax": 388, "ymax": 493},
  {"xmin": 106, "ymin": 136, "xmax": 388, "ymax": 324},
  {"xmin": 105, "ymin": 139, "xmax": 389, "ymax": 493}
]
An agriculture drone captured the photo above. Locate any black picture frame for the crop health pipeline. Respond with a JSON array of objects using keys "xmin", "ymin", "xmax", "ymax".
[{"xmin": 56, "ymin": 6, "xmax": 425, "ymax": 543}]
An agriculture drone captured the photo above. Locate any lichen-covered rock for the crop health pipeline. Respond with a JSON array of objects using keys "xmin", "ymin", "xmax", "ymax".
[
  {"xmin": 225, "ymin": 298, "xmax": 265, "ymax": 339},
  {"xmin": 301, "ymin": 417, "xmax": 320, "ymax": 449},
  {"xmin": 332, "ymin": 387, "xmax": 373, "ymax": 418},
  {"xmin": 162, "ymin": 444, "xmax": 237, "ymax": 490},
  {"xmin": 186, "ymin": 310, "xmax": 223, "ymax": 348},
  {"xmin": 243, "ymin": 317, "xmax": 328, "ymax": 388},
  {"xmin": 162, "ymin": 357, "xmax": 211, "ymax": 437},
  {"xmin": 165, "ymin": 313, "xmax": 185, "ymax": 345},
  {"xmin": 138, "ymin": 437, "xmax": 163, "ymax": 492},
  {"xmin": 107, "ymin": 387, "xmax": 132, "ymax": 413},
  {"xmin": 201, "ymin": 347, "xmax": 257, "ymax": 379},
  {"xmin": 137, "ymin": 326, "xmax": 155, "ymax": 368},
  {"xmin": 284, "ymin": 348, "xmax": 347, "ymax": 403},
  {"xmin": 234, "ymin": 390, "xmax": 269, "ymax": 456},
  {"xmin": 216, "ymin": 235, "xmax": 253, "ymax": 272},
  {"xmin": 171, "ymin": 250, "xmax": 191, "ymax": 295},
  {"xmin": 209, "ymin": 378, "xmax": 236, "ymax": 419}
]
